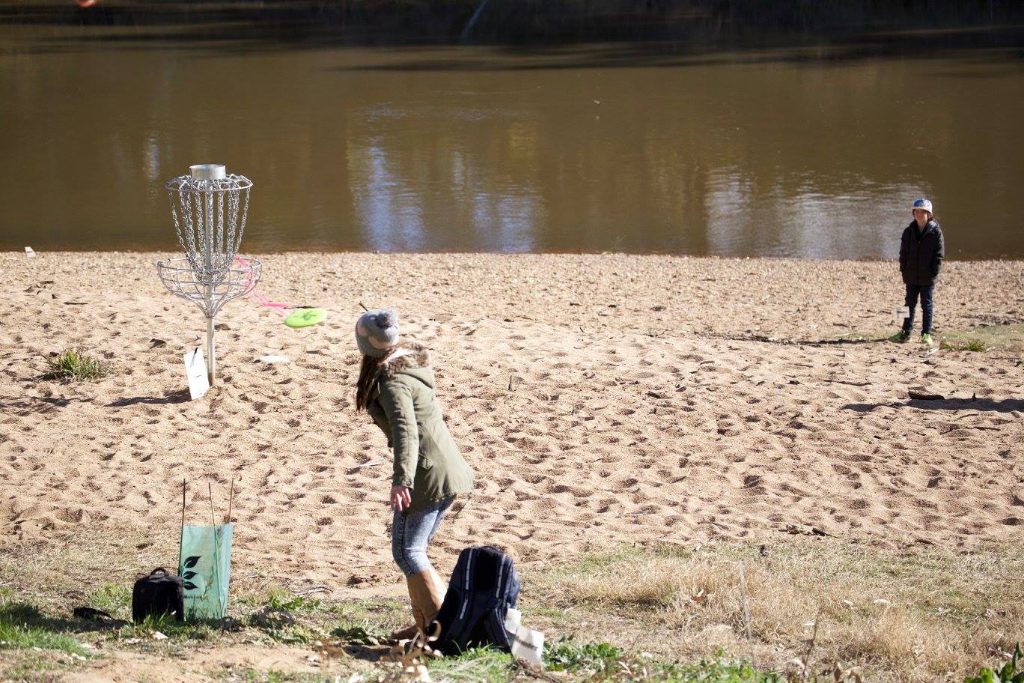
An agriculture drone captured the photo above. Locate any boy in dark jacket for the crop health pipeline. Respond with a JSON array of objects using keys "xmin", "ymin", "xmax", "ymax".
[{"xmin": 892, "ymin": 198, "xmax": 944, "ymax": 346}]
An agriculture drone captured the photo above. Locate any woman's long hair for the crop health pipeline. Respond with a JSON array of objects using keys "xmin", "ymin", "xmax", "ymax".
[{"xmin": 355, "ymin": 353, "xmax": 389, "ymax": 411}]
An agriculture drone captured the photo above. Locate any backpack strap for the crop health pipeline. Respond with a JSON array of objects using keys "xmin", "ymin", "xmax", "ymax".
[
  {"xmin": 456, "ymin": 547, "xmax": 476, "ymax": 621},
  {"xmin": 437, "ymin": 547, "xmax": 477, "ymax": 651},
  {"xmin": 493, "ymin": 552, "xmax": 505, "ymax": 599},
  {"xmin": 480, "ymin": 552, "xmax": 517, "ymax": 650}
]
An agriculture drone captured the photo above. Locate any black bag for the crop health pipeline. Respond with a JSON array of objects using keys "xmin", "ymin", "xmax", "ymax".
[
  {"xmin": 428, "ymin": 546, "xmax": 520, "ymax": 656},
  {"xmin": 132, "ymin": 568, "xmax": 184, "ymax": 623}
]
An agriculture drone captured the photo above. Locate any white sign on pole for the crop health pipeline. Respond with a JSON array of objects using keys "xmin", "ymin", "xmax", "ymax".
[
  {"xmin": 893, "ymin": 306, "xmax": 910, "ymax": 324},
  {"xmin": 184, "ymin": 348, "xmax": 210, "ymax": 400}
]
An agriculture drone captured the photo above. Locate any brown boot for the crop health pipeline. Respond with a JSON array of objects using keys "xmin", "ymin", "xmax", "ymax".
[{"xmin": 406, "ymin": 568, "xmax": 447, "ymax": 633}]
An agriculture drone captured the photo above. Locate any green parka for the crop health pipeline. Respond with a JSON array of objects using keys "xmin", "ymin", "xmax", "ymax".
[{"xmin": 366, "ymin": 344, "xmax": 474, "ymax": 511}]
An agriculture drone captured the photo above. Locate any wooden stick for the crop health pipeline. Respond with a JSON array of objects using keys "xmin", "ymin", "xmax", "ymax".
[
  {"xmin": 738, "ymin": 561, "xmax": 752, "ymax": 641},
  {"xmin": 803, "ymin": 607, "xmax": 822, "ymax": 677},
  {"xmin": 208, "ymin": 482, "xmax": 217, "ymax": 527},
  {"xmin": 179, "ymin": 479, "xmax": 187, "ymax": 571},
  {"xmin": 226, "ymin": 477, "xmax": 235, "ymax": 524}
]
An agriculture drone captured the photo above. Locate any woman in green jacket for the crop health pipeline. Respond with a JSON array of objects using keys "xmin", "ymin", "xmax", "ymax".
[{"xmin": 354, "ymin": 308, "xmax": 474, "ymax": 637}]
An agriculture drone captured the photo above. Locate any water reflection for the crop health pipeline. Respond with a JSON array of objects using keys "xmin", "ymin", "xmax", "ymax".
[
  {"xmin": 354, "ymin": 140, "xmax": 426, "ymax": 251},
  {"xmin": 0, "ymin": 34, "xmax": 1022, "ymax": 258},
  {"xmin": 706, "ymin": 172, "xmax": 922, "ymax": 260}
]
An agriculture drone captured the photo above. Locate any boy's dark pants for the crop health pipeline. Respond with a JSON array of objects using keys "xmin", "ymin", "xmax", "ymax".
[{"xmin": 902, "ymin": 284, "xmax": 935, "ymax": 335}]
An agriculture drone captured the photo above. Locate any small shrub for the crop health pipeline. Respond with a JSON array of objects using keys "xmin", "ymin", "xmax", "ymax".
[
  {"xmin": 545, "ymin": 637, "xmax": 624, "ymax": 674},
  {"xmin": 964, "ymin": 644, "xmax": 1024, "ymax": 683},
  {"xmin": 265, "ymin": 590, "xmax": 320, "ymax": 614},
  {"xmin": 43, "ymin": 349, "xmax": 106, "ymax": 381}
]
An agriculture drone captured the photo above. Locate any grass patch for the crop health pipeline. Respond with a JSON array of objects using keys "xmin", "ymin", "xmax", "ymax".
[
  {"xmin": 840, "ymin": 323, "xmax": 1024, "ymax": 352},
  {"xmin": 2, "ymin": 533, "xmax": 1022, "ymax": 681},
  {"xmin": 261, "ymin": 588, "xmax": 325, "ymax": 614},
  {"xmin": 42, "ymin": 348, "xmax": 107, "ymax": 381},
  {"xmin": 545, "ymin": 637, "xmax": 625, "ymax": 674},
  {"xmin": 940, "ymin": 338, "xmax": 988, "ymax": 352},
  {"xmin": 216, "ymin": 670, "xmax": 327, "ymax": 683},
  {"xmin": 0, "ymin": 620, "xmax": 90, "ymax": 656},
  {"xmin": 86, "ymin": 583, "xmax": 132, "ymax": 618},
  {"xmin": 1, "ymin": 653, "xmax": 74, "ymax": 681},
  {"xmin": 118, "ymin": 613, "xmax": 223, "ymax": 641},
  {"xmin": 239, "ymin": 587, "xmax": 398, "ymax": 646},
  {"xmin": 425, "ymin": 639, "xmax": 780, "ymax": 682},
  {"xmin": 939, "ymin": 323, "xmax": 1024, "ymax": 352},
  {"xmin": 426, "ymin": 646, "xmax": 514, "ymax": 682},
  {"xmin": 0, "ymin": 597, "xmax": 90, "ymax": 657}
]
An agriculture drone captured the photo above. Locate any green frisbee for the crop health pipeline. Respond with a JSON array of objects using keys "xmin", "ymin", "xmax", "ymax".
[{"xmin": 284, "ymin": 308, "xmax": 327, "ymax": 329}]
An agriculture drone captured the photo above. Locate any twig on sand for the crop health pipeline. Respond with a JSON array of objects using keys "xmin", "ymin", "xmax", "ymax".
[
  {"xmin": 908, "ymin": 389, "xmax": 945, "ymax": 400},
  {"xmin": 350, "ymin": 457, "xmax": 386, "ymax": 471},
  {"xmin": 824, "ymin": 379, "xmax": 870, "ymax": 387}
]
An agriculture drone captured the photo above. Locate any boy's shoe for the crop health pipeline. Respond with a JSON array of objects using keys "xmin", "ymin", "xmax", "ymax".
[
  {"xmin": 921, "ymin": 333, "xmax": 934, "ymax": 347},
  {"xmin": 889, "ymin": 331, "xmax": 910, "ymax": 343}
]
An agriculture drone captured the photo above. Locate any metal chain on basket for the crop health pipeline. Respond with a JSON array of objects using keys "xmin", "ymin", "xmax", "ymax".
[{"xmin": 166, "ymin": 174, "xmax": 252, "ymax": 280}]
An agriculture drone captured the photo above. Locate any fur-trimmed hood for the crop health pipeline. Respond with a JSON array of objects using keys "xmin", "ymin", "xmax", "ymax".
[{"xmin": 377, "ymin": 342, "xmax": 433, "ymax": 386}]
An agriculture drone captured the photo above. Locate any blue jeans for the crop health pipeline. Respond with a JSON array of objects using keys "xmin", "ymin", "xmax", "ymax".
[
  {"xmin": 902, "ymin": 284, "xmax": 935, "ymax": 335},
  {"xmin": 392, "ymin": 497, "xmax": 453, "ymax": 576}
]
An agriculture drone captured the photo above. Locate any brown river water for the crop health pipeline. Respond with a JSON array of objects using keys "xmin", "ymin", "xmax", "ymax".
[{"xmin": 1, "ymin": 23, "xmax": 1022, "ymax": 258}]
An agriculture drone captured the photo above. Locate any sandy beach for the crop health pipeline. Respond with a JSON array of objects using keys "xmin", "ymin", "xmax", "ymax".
[{"xmin": 2, "ymin": 251, "xmax": 1022, "ymax": 590}]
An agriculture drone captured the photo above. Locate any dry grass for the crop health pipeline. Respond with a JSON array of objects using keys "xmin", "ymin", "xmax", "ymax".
[
  {"xmin": 526, "ymin": 539, "xmax": 1024, "ymax": 682},
  {"xmin": 1, "ymin": 532, "xmax": 1022, "ymax": 681}
]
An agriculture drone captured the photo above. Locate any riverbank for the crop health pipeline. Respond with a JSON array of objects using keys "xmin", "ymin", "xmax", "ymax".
[
  {"xmin": 4, "ymin": 0, "xmax": 1021, "ymax": 46},
  {"xmin": 1, "ymin": 252, "xmax": 1022, "ymax": 679}
]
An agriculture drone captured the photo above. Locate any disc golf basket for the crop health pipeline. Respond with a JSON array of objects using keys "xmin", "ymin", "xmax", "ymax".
[{"xmin": 157, "ymin": 164, "xmax": 260, "ymax": 384}]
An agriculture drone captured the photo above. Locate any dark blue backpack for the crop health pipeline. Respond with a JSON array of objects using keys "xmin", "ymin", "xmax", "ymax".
[{"xmin": 428, "ymin": 545, "xmax": 520, "ymax": 656}]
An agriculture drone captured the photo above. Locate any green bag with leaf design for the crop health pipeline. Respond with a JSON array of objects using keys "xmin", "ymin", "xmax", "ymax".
[{"xmin": 178, "ymin": 523, "xmax": 233, "ymax": 620}]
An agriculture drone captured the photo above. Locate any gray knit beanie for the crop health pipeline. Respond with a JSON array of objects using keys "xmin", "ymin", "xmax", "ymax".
[{"xmin": 355, "ymin": 308, "xmax": 400, "ymax": 358}]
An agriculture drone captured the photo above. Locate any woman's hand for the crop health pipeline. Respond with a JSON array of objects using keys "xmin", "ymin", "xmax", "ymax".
[{"xmin": 390, "ymin": 485, "xmax": 412, "ymax": 512}]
